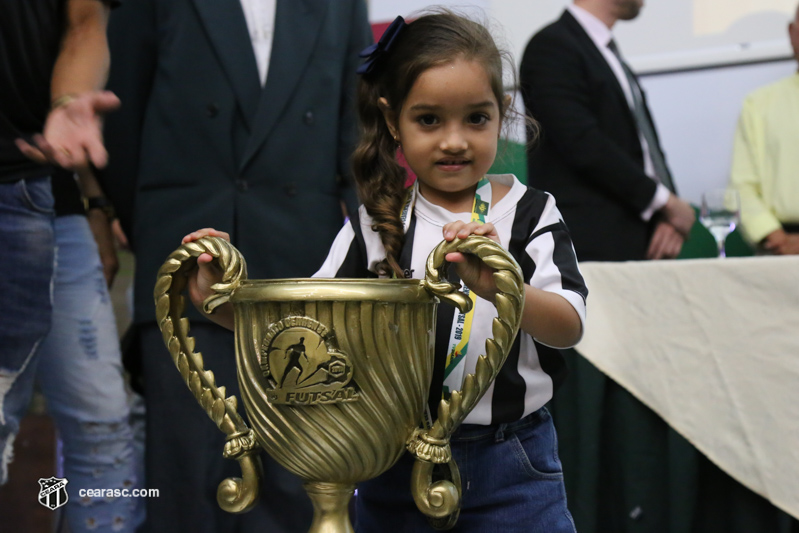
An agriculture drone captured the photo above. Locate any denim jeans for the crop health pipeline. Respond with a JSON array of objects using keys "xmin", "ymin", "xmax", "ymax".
[
  {"xmin": 0, "ymin": 176, "xmax": 55, "ymax": 484},
  {"xmin": 36, "ymin": 215, "xmax": 144, "ymax": 532},
  {"xmin": 355, "ymin": 407, "xmax": 577, "ymax": 533}
]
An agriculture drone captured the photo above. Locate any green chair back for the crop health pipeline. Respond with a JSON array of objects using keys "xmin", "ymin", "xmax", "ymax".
[{"xmin": 489, "ymin": 138, "xmax": 528, "ymax": 184}]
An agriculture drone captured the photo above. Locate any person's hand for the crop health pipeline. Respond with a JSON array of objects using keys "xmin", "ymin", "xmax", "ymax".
[
  {"xmin": 647, "ymin": 221, "xmax": 685, "ymax": 260},
  {"xmin": 442, "ymin": 221, "xmax": 500, "ymax": 302},
  {"xmin": 87, "ymin": 208, "xmax": 120, "ymax": 287},
  {"xmin": 181, "ymin": 228, "xmax": 231, "ymax": 310},
  {"xmin": 763, "ymin": 229, "xmax": 799, "ymax": 255},
  {"xmin": 660, "ymin": 193, "xmax": 696, "ymax": 237},
  {"xmin": 111, "ymin": 219, "xmax": 129, "ymax": 251},
  {"xmin": 762, "ymin": 228, "xmax": 787, "ymax": 254},
  {"xmin": 15, "ymin": 90, "xmax": 120, "ymax": 171}
]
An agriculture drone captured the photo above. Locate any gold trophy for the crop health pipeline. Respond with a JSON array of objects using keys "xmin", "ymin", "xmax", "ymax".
[{"xmin": 154, "ymin": 235, "xmax": 524, "ymax": 532}]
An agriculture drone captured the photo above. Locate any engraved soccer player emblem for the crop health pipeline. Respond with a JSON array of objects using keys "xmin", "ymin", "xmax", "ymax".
[
  {"xmin": 38, "ymin": 477, "xmax": 69, "ymax": 510},
  {"xmin": 259, "ymin": 317, "xmax": 357, "ymax": 405}
]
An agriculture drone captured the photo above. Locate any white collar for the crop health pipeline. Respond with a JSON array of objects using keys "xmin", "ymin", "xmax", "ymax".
[
  {"xmin": 412, "ymin": 174, "xmax": 522, "ymax": 227},
  {"xmin": 568, "ymin": 4, "xmax": 613, "ymax": 49}
]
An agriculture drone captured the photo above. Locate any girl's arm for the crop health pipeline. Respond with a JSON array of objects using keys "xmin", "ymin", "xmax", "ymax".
[
  {"xmin": 443, "ymin": 220, "xmax": 584, "ymax": 349},
  {"xmin": 519, "ymin": 286, "xmax": 582, "ymax": 348},
  {"xmin": 181, "ymin": 228, "xmax": 235, "ymax": 331}
]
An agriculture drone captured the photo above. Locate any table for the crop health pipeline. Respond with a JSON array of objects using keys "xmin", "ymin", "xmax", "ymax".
[{"xmin": 574, "ymin": 255, "xmax": 799, "ymax": 520}]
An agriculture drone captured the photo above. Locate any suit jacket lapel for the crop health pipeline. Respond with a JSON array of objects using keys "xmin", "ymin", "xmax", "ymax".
[
  {"xmin": 239, "ymin": 0, "xmax": 329, "ymax": 171},
  {"xmin": 561, "ymin": 11, "xmax": 632, "ymax": 119},
  {"xmin": 192, "ymin": 0, "xmax": 261, "ymax": 130}
]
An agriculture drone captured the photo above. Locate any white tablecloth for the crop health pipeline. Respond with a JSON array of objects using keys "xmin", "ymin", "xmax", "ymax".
[{"xmin": 575, "ymin": 256, "xmax": 799, "ymax": 519}]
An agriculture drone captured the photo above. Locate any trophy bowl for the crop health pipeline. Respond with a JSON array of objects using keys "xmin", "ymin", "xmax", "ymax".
[{"xmin": 154, "ymin": 235, "xmax": 524, "ymax": 532}]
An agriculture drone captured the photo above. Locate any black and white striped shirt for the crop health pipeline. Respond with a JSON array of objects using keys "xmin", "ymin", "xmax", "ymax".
[{"xmin": 315, "ymin": 174, "xmax": 588, "ymax": 425}]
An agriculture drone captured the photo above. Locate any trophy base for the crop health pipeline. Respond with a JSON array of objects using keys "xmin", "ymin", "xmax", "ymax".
[{"xmin": 305, "ymin": 481, "xmax": 356, "ymax": 533}]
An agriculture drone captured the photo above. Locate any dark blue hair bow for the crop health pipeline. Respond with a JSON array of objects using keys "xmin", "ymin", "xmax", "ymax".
[{"xmin": 356, "ymin": 16, "xmax": 407, "ymax": 76}]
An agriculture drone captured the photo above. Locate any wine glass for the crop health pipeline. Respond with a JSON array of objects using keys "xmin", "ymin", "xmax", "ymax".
[{"xmin": 700, "ymin": 189, "xmax": 741, "ymax": 258}]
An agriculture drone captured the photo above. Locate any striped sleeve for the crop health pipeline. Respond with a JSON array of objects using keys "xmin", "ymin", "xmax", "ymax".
[{"xmin": 525, "ymin": 193, "xmax": 588, "ymax": 346}]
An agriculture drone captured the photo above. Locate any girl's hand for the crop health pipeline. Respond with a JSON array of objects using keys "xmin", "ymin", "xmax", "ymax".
[
  {"xmin": 181, "ymin": 228, "xmax": 231, "ymax": 315},
  {"xmin": 442, "ymin": 221, "xmax": 500, "ymax": 302},
  {"xmin": 182, "ymin": 227, "xmax": 230, "ymax": 246}
]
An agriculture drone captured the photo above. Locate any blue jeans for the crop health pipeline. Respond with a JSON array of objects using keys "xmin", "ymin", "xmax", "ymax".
[
  {"xmin": 355, "ymin": 407, "xmax": 577, "ymax": 533},
  {"xmin": 37, "ymin": 215, "xmax": 144, "ymax": 532},
  {"xmin": 0, "ymin": 176, "xmax": 55, "ymax": 484}
]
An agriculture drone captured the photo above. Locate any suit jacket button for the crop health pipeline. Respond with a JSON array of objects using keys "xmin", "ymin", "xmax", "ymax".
[
  {"xmin": 236, "ymin": 179, "xmax": 248, "ymax": 192},
  {"xmin": 207, "ymin": 103, "xmax": 219, "ymax": 117},
  {"xmin": 285, "ymin": 184, "xmax": 297, "ymax": 196},
  {"xmin": 303, "ymin": 110, "xmax": 314, "ymax": 125}
]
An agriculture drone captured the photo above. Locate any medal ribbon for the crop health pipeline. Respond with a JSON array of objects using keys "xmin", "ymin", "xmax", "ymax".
[
  {"xmin": 397, "ymin": 178, "xmax": 492, "ymax": 397},
  {"xmin": 441, "ymin": 178, "xmax": 491, "ymax": 396}
]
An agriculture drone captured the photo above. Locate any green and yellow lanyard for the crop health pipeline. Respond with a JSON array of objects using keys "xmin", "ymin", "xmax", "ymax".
[{"xmin": 399, "ymin": 178, "xmax": 492, "ymax": 398}]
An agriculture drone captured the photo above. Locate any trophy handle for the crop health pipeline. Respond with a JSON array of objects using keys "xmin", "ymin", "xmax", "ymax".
[
  {"xmin": 154, "ymin": 236, "xmax": 262, "ymax": 513},
  {"xmin": 409, "ymin": 235, "xmax": 525, "ymax": 529}
]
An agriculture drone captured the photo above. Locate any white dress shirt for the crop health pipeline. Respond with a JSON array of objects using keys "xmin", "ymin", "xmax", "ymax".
[
  {"xmin": 568, "ymin": 4, "xmax": 670, "ymax": 220},
  {"xmin": 240, "ymin": 0, "xmax": 277, "ymax": 86}
]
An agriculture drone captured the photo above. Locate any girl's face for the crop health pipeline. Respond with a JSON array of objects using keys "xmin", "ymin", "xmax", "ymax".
[{"xmin": 383, "ymin": 58, "xmax": 503, "ymax": 212}]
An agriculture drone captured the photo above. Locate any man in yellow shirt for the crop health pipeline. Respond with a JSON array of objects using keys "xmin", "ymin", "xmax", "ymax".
[{"xmin": 729, "ymin": 3, "xmax": 799, "ymax": 254}]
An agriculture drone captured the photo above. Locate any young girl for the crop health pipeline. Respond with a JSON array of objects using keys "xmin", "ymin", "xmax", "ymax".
[{"xmin": 185, "ymin": 11, "xmax": 586, "ymax": 533}]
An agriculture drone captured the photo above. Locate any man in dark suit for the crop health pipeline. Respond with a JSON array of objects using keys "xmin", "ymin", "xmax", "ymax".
[
  {"xmin": 520, "ymin": 1, "xmax": 697, "ymax": 532},
  {"xmin": 100, "ymin": 1, "xmax": 371, "ymax": 531},
  {"xmin": 521, "ymin": 0, "xmax": 694, "ymax": 262}
]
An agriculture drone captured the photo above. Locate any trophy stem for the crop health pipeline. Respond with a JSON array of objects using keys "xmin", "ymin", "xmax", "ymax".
[{"xmin": 304, "ymin": 481, "xmax": 356, "ymax": 533}]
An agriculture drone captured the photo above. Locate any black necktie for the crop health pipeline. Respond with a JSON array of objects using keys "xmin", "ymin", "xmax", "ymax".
[{"xmin": 607, "ymin": 39, "xmax": 676, "ymax": 193}]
